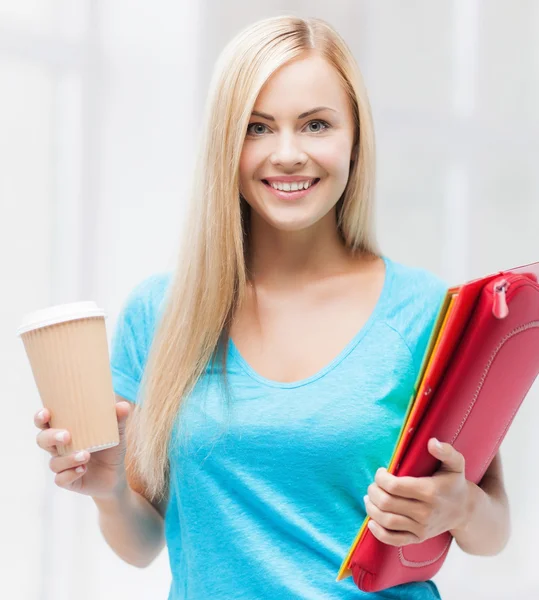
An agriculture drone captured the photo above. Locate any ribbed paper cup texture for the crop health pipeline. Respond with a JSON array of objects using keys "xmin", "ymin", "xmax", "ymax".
[{"xmin": 20, "ymin": 315, "xmax": 119, "ymax": 456}]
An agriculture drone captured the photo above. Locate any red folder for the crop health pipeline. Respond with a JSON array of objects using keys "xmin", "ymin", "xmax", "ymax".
[{"xmin": 337, "ymin": 260, "xmax": 539, "ymax": 592}]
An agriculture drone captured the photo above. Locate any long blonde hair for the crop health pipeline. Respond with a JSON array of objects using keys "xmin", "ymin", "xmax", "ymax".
[{"xmin": 128, "ymin": 14, "xmax": 381, "ymax": 503}]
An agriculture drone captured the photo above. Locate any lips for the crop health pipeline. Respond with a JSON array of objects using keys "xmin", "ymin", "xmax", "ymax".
[
  {"xmin": 261, "ymin": 178, "xmax": 320, "ymax": 189},
  {"xmin": 260, "ymin": 178, "xmax": 321, "ymax": 201}
]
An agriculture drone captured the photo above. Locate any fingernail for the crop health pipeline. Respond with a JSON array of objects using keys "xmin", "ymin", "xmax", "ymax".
[
  {"xmin": 55, "ymin": 432, "xmax": 67, "ymax": 443},
  {"xmin": 75, "ymin": 466, "xmax": 85, "ymax": 474},
  {"xmin": 38, "ymin": 409, "xmax": 46, "ymax": 420},
  {"xmin": 74, "ymin": 451, "xmax": 87, "ymax": 462},
  {"xmin": 363, "ymin": 495, "xmax": 369, "ymax": 505},
  {"xmin": 434, "ymin": 438, "xmax": 443, "ymax": 450}
]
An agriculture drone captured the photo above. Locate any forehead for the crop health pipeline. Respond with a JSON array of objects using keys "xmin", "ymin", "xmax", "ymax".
[{"xmin": 253, "ymin": 53, "xmax": 350, "ymax": 116}]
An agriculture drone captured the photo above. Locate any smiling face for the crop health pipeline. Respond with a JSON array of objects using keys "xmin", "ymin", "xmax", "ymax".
[{"xmin": 239, "ymin": 52, "xmax": 358, "ymax": 233}]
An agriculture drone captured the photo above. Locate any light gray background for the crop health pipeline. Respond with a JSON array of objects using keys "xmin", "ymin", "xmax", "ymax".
[{"xmin": 2, "ymin": 1, "xmax": 538, "ymax": 598}]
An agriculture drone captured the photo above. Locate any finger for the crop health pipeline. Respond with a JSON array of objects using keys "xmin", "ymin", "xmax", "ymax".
[
  {"xmin": 49, "ymin": 450, "xmax": 90, "ymax": 474},
  {"xmin": 54, "ymin": 465, "xmax": 87, "ymax": 489},
  {"xmin": 364, "ymin": 496, "xmax": 424, "ymax": 539},
  {"xmin": 428, "ymin": 438, "xmax": 465, "ymax": 474},
  {"xmin": 365, "ymin": 485, "xmax": 424, "ymax": 525},
  {"xmin": 36, "ymin": 428, "xmax": 71, "ymax": 456},
  {"xmin": 367, "ymin": 519, "xmax": 419, "ymax": 547},
  {"xmin": 34, "ymin": 408, "xmax": 50, "ymax": 430},
  {"xmin": 375, "ymin": 468, "xmax": 434, "ymax": 502}
]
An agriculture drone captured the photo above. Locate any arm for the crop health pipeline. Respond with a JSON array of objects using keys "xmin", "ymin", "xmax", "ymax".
[
  {"xmin": 449, "ymin": 452, "xmax": 511, "ymax": 556},
  {"xmin": 93, "ymin": 483, "xmax": 166, "ymax": 568},
  {"xmin": 92, "ymin": 395, "xmax": 168, "ymax": 568}
]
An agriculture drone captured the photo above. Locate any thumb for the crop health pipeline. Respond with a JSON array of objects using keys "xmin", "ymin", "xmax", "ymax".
[
  {"xmin": 115, "ymin": 401, "xmax": 132, "ymax": 432},
  {"xmin": 428, "ymin": 438, "xmax": 465, "ymax": 474}
]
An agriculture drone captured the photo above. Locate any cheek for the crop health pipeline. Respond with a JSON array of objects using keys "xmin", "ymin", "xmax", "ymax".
[
  {"xmin": 239, "ymin": 143, "xmax": 264, "ymax": 182},
  {"xmin": 238, "ymin": 149, "xmax": 262, "ymax": 205},
  {"xmin": 238, "ymin": 154, "xmax": 250, "ymax": 186},
  {"xmin": 311, "ymin": 138, "xmax": 353, "ymax": 177}
]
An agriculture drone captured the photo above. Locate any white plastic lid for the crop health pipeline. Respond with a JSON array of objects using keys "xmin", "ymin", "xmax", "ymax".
[{"xmin": 17, "ymin": 301, "xmax": 107, "ymax": 337}]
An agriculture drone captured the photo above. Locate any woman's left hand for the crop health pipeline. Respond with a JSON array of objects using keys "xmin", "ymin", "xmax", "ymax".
[{"xmin": 364, "ymin": 438, "xmax": 471, "ymax": 546}]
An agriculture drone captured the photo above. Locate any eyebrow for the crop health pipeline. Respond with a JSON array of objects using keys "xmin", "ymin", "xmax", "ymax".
[{"xmin": 250, "ymin": 106, "xmax": 337, "ymax": 121}]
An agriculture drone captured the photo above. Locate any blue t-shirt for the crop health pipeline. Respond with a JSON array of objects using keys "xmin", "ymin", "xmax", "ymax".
[{"xmin": 110, "ymin": 255, "xmax": 448, "ymax": 600}]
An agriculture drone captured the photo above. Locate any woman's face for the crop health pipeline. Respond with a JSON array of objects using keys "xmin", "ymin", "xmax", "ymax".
[{"xmin": 239, "ymin": 52, "xmax": 357, "ymax": 233}]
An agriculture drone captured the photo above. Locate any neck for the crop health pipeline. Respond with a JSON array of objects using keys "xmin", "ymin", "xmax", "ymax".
[{"xmin": 246, "ymin": 207, "xmax": 365, "ymax": 290}]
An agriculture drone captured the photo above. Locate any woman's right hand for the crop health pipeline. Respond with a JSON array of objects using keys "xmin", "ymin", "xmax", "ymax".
[{"xmin": 35, "ymin": 401, "xmax": 132, "ymax": 500}]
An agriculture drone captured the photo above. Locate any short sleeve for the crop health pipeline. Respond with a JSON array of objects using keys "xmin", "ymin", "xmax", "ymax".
[
  {"xmin": 386, "ymin": 264, "xmax": 449, "ymax": 376},
  {"xmin": 110, "ymin": 273, "xmax": 171, "ymax": 404},
  {"xmin": 404, "ymin": 272, "xmax": 448, "ymax": 374}
]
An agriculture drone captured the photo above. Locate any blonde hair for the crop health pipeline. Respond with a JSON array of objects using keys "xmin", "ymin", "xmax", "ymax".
[{"xmin": 128, "ymin": 14, "xmax": 381, "ymax": 503}]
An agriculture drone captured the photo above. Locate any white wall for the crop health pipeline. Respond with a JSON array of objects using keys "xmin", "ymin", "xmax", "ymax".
[{"xmin": 2, "ymin": 1, "xmax": 538, "ymax": 598}]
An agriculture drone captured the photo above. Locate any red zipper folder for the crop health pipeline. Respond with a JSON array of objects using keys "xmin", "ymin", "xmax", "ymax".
[{"xmin": 337, "ymin": 260, "xmax": 539, "ymax": 592}]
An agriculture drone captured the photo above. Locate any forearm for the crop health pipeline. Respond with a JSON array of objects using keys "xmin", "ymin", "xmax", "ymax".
[
  {"xmin": 449, "ymin": 476, "xmax": 511, "ymax": 556},
  {"xmin": 92, "ymin": 479, "xmax": 165, "ymax": 568}
]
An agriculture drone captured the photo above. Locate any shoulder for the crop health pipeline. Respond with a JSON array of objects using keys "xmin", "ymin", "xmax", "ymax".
[
  {"xmin": 114, "ymin": 271, "xmax": 174, "ymax": 351},
  {"xmin": 124, "ymin": 271, "xmax": 173, "ymax": 304},
  {"xmin": 383, "ymin": 256, "xmax": 449, "ymax": 369},
  {"xmin": 385, "ymin": 257, "xmax": 448, "ymax": 312},
  {"xmin": 110, "ymin": 271, "xmax": 174, "ymax": 399},
  {"xmin": 120, "ymin": 271, "xmax": 174, "ymax": 321}
]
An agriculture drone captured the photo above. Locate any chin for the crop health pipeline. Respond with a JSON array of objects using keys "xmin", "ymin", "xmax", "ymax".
[
  {"xmin": 245, "ymin": 192, "xmax": 338, "ymax": 233},
  {"xmin": 262, "ymin": 211, "xmax": 324, "ymax": 232}
]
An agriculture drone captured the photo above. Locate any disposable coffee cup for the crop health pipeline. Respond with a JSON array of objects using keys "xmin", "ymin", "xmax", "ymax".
[{"xmin": 17, "ymin": 301, "xmax": 120, "ymax": 457}]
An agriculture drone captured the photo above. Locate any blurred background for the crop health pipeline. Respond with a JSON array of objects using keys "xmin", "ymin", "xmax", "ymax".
[{"xmin": 2, "ymin": 1, "xmax": 538, "ymax": 598}]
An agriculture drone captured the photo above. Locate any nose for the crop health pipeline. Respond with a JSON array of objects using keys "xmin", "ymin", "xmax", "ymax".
[{"xmin": 269, "ymin": 132, "xmax": 308, "ymax": 169}]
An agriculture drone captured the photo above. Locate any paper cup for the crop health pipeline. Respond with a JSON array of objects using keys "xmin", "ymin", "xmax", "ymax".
[{"xmin": 17, "ymin": 301, "xmax": 119, "ymax": 456}]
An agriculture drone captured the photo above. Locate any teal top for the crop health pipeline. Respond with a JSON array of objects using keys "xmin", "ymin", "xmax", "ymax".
[{"xmin": 110, "ymin": 255, "xmax": 448, "ymax": 599}]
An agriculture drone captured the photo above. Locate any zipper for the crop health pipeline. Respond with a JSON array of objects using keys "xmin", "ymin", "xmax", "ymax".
[
  {"xmin": 492, "ymin": 271, "xmax": 539, "ymax": 318},
  {"xmin": 492, "ymin": 278, "xmax": 510, "ymax": 319}
]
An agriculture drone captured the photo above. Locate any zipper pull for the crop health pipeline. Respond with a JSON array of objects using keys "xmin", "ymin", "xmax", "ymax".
[{"xmin": 492, "ymin": 278, "xmax": 510, "ymax": 319}]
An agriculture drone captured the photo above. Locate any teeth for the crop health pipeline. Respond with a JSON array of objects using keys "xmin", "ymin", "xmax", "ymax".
[{"xmin": 269, "ymin": 179, "xmax": 316, "ymax": 192}]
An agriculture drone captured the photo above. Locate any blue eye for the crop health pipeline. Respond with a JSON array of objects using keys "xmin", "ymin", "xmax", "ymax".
[
  {"xmin": 247, "ymin": 123, "xmax": 269, "ymax": 135},
  {"xmin": 246, "ymin": 119, "xmax": 331, "ymax": 136},
  {"xmin": 305, "ymin": 120, "xmax": 330, "ymax": 133}
]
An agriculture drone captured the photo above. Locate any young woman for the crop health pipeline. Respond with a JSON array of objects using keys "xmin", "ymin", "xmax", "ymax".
[{"xmin": 34, "ymin": 15, "xmax": 510, "ymax": 599}]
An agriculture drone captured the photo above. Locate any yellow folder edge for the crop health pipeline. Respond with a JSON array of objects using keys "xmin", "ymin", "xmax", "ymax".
[
  {"xmin": 336, "ymin": 290, "xmax": 458, "ymax": 582},
  {"xmin": 390, "ymin": 291, "xmax": 458, "ymax": 464}
]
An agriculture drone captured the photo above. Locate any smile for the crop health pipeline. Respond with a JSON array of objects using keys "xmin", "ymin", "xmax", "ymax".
[{"xmin": 261, "ymin": 178, "xmax": 321, "ymax": 201}]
